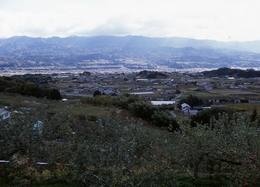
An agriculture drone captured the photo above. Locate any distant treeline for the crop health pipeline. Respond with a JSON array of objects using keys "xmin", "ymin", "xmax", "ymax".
[
  {"xmin": 12, "ymin": 74, "xmax": 53, "ymax": 84},
  {"xmin": 203, "ymin": 67, "xmax": 260, "ymax": 78},
  {"xmin": 0, "ymin": 76, "xmax": 62, "ymax": 100},
  {"xmin": 138, "ymin": 70, "xmax": 168, "ymax": 79}
]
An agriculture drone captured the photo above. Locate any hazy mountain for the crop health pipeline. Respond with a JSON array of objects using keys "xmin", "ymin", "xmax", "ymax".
[
  {"xmin": 1, "ymin": 35, "xmax": 260, "ymax": 72},
  {"xmin": 2, "ymin": 35, "xmax": 260, "ymax": 52}
]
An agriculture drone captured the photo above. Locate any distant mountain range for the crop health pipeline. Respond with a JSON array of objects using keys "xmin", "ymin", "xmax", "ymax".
[{"xmin": 1, "ymin": 35, "xmax": 260, "ymax": 72}]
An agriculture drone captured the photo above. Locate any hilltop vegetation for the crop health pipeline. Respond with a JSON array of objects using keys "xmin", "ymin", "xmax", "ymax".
[
  {"xmin": 137, "ymin": 70, "xmax": 168, "ymax": 79},
  {"xmin": 203, "ymin": 67, "xmax": 260, "ymax": 78},
  {"xmin": 0, "ymin": 76, "xmax": 62, "ymax": 100}
]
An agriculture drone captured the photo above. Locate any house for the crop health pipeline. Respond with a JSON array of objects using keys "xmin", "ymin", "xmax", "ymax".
[
  {"xmin": 0, "ymin": 108, "xmax": 11, "ymax": 120},
  {"xmin": 181, "ymin": 103, "xmax": 198, "ymax": 115},
  {"xmin": 181, "ymin": 103, "xmax": 191, "ymax": 114}
]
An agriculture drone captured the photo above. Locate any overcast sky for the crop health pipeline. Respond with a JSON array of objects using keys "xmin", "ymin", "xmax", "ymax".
[{"xmin": 0, "ymin": 0, "xmax": 259, "ymax": 41}]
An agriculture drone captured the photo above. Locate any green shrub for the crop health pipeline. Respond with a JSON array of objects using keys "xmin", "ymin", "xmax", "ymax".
[
  {"xmin": 128, "ymin": 101, "xmax": 156, "ymax": 119},
  {"xmin": 152, "ymin": 110, "xmax": 179, "ymax": 130}
]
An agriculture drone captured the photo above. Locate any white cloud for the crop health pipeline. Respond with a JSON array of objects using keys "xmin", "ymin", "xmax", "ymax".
[{"xmin": 0, "ymin": 0, "xmax": 260, "ymax": 41}]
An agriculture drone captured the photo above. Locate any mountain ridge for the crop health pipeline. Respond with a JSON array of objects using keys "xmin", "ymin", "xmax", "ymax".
[
  {"xmin": 1, "ymin": 35, "xmax": 260, "ymax": 72},
  {"xmin": 2, "ymin": 35, "xmax": 260, "ymax": 52}
]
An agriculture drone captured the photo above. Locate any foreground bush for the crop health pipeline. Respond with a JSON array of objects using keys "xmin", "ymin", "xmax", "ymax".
[
  {"xmin": 0, "ymin": 110, "xmax": 177, "ymax": 186},
  {"xmin": 0, "ymin": 108, "xmax": 259, "ymax": 186},
  {"xmin": 174, "ymin": 113, "xmax": 260, "ymax": 187}
]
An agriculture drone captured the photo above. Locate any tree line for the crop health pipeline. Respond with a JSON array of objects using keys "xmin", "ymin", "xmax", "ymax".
[
  {"xmin": 0, "ymin": 76, "xmax": 62, "ymax": 100},
  {"xmin": 203, "ymin": 67, "xmax": 260, "ymax": 78}
]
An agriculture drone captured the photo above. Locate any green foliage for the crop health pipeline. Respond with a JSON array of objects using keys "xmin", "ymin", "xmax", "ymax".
[
  {"xmin": 138, "ymin": 70, "xmax": 167, "ymax": 79},
  {"xmin": 181, "ymin": 94, "xmax": 205, "ymax": 107},
  {"xmin": 23, "ymin": 82, "xmax": 38, "ymax": 96},
  {"xmin": 0, "ymin": 110, "xmax": 46, "ymax": 184},
  {"xmin": 48, "ymin": 88, "xmax": 62, "ymax": 100},
  {"xmin": 176, "ymin": 175, "xmax": 223, "ymax": 187},
  {"xmin": 250, "ymin": 107, "xmax": 258, "ymax": 122},
  {"xmin": 1, "ymin": 90, "xmax": 260, "ymax": 186},
  {"xmin": 1, "ymin": 104, "xmax": 260, "ymax": 186},
  {"xmin": 175, "ymin": 89, "xmax": 181, "ymax": 94},
  {"xmin": 93, "ymin": 90, "xmax": 101, "ymax": 97},
  {"xmin": 0, "ymin": 109, "xmax": 177, "ymax": 186},
  {"xmin": 190, "ymin": 107, "xmax": 235, "ymax": 127},
  {"xmin": 175, "ymin": 113, "xmax": 260, "ymax": 186},
  {"xmin": 203, "ymin": 67, "xmax": 260, "ymax": 78},
  {"xmin": 81, "ymin": 95, "xmax": 113, "ymax": 106},
  {"xmin": 66, "ymin": 116, "xmax": 176, "ymax": 186},
  {"xmin": 0, "ymin": 76, "xmax": 24, "ymax": 93},
  {"xmin": 0, "ymin": 76, "xmax": 62, "ymax": 100},
  {"xmin": 113, "ymin": 94, "xmax": 140, "ymax": 110},
  {"xmin": 128, "ymin": 101, "xmax": 157, "ymax": 119},
  {"xmin": 128, "ymin": 100, "xmax": 179, "ymax": 130},
  {"xmin": 152, "ymin": 110, "xmax": 179, "ymax": 129},
  {"xmin": 82, "ymin": 94, "xmax": 179, "ymax": 130},
  {"xmin": 12, "ymin": 74, "xmax": 53, "ymax": 85}
]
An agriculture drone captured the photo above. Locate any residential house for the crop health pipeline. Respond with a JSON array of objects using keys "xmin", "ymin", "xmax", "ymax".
[
  {"xmin": 197, "ymin": 81, "xmax": 213, "ymax": 91},
  {"xmin": 181, "ymin": 103, "xmax": 191, "ymax": 114},
  {"xmin": 181, "ymin": 103, "xmax": 198, "ymax": 115}
]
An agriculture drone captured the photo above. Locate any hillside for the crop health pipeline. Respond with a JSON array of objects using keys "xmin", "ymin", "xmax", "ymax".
[
  {"xmin": 1, "ymin": 35, "xmax": 260, "ymax": 73},
  {"xmin": 203, "ymin": 67, "xmax": 260, "ymax": 78}
]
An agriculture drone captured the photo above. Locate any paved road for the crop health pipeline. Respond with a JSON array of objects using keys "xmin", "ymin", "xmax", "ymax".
[{"xmin": 61, "ymin": 93, "xmax": 93, "ymax": 97}]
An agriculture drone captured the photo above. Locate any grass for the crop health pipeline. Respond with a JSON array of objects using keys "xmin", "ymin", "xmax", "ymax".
[
  {"xmin": 176, "ymin": 175, "xmax": 224, "ymax": 187},
  {"xmin": 0, "ymin": 174, "xmax": 225, "ymax": 187},
  {"xmin": 0, "ymin": 93, "xmax": 48, "ymax": 109},
  {"xmin": 0, "ymin": 93, "xmax": 117, "ymax": 122},
  {"xmin": 227, "ymin": 103, "xmax": 259, "ymax": 113},
  {"xmin": 38, "ymin": 185, "xmax": 70, "ymax": 187},
  {"xmin": 45, "ymin": 101, "xmax": 115, "ymax": 119}
]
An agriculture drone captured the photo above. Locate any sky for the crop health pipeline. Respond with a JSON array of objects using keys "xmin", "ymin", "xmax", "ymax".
[{"xmin": 0, "ymin": 0, "xmax": 259, "ymax": 41}]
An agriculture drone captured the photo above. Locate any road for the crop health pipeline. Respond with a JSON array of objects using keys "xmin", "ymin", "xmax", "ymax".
[{"xmin": 61, "ymin": 93, "xmax": 93, "ymax": 97}]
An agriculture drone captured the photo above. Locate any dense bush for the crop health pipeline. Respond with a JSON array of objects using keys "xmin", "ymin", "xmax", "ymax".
[
  {"xmin": 128, "ymin": 100, "xmax": 179, "ymax": 130},
  {"xmin": 81, "ymin": 94, "xmax": 179, "ymax": 130},
  {"xmin": 0, "ymin": 107, "xmax": 260, "ymax": 186},
  {"xmin": 93, "ymin": 90, "xmax": 101, "ymax": 97},
  {"xmin": 203, "ymin": 67, "xmax": 260, "ymax": 78},
  {"xmin": 181, "ymin": 94, "xmax": 205, "ymax": 107},
  {"xmin": 81, "ymin": 95, "xmax": 113, "ymax": 106},
  {"xmin": 189, "ymin": 107, "xmax": 235, "ymax": 127},
  {"xmin": 128, "ymin": 101, "xmax": 157, "ymax": 119},
  {"xmin": 0, "ymin": 110, "xmax": 176, "ymax": 186},
  {"xmin": 175, "ymin": 113, "xmax": 260, "ymax": 186},
  {"xmin": 152, "ymin": 110, "xmax": 179, "ymax": 130},
  {"xmin": 0, "ymin": 76, "xmax": 62, "ymax": 100},
  {"xmin": 112, "ymin": 94, "xmax": 140, "ymax": 110},
  {"xmin": 137, "ymin": 70, "xmax": 167, "ymax": 79}
]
